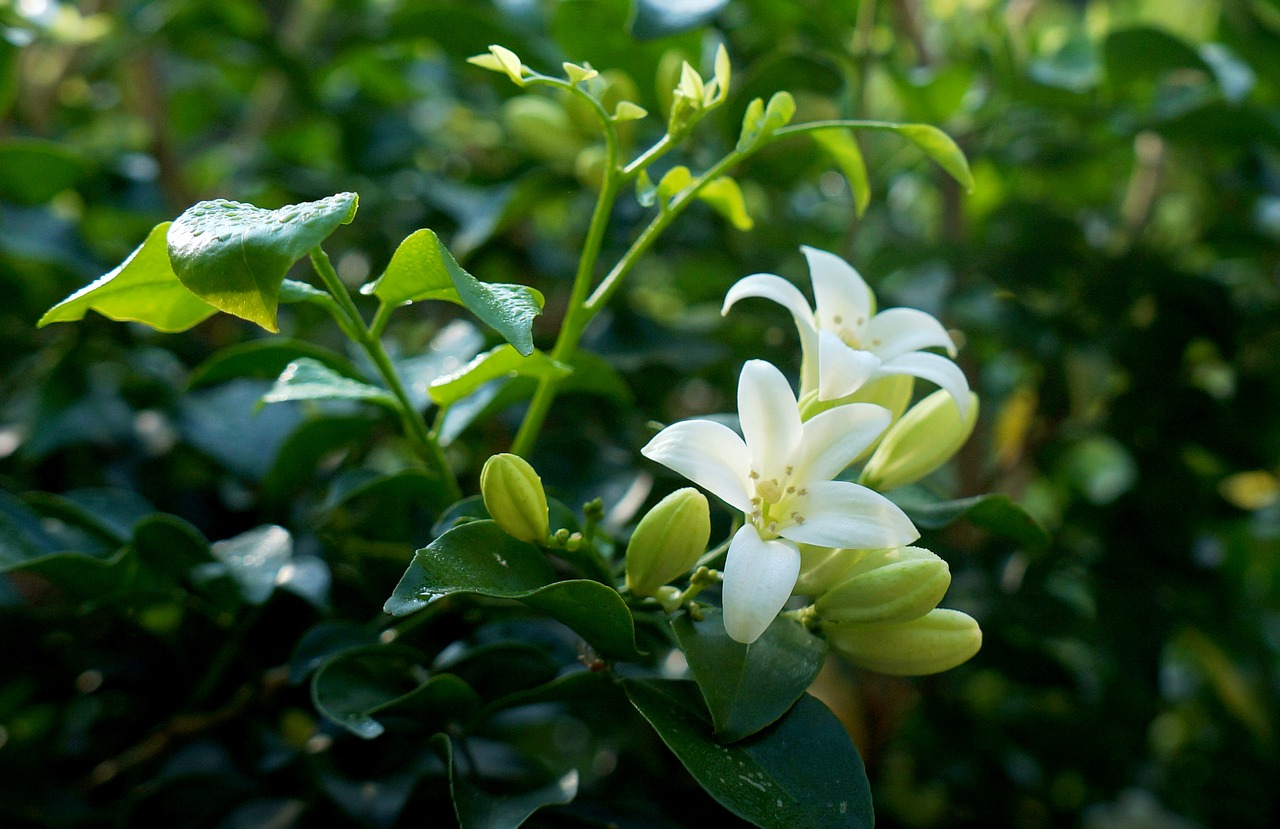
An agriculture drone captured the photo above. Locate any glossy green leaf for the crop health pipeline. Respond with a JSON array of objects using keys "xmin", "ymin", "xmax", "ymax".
[
  {"xmin": 361, "ymin": 229, "xmax": 544, "ymax": 356},
  {"xmin": 260, "ymin": 417, "xmax": 379, "ymax": 509},
  {"xmin": 736, "ymin": 91, "xmax": 797, "ymax": 152},
  {"xmin": 38, "ymin": 223, "xmax": 218, "ymax": 332},
  {"xmin": 189, "ymin": 339, "xmax": 364, "ymax": 389},
  {"xmin": 289, "ymin": 621, "xmax": 381, "ymax": 685},
  {"xmin": 810, "ymin": 129, "xmax": 871, "ymax": 216},
  {"xmin": 672, "ymin": 609, "xmax": 828, "ymax": 742},
  {"xmin": 262, "ymin": 358, "xmax": 397, "ymax": 409},
  {"xmin": 167, "ymin": 192, "xmax": 359, "ymax": 332},
  {"xmin": 625, "ymin": 679, "xmax": 872, "ymax": 829},
  {"xmin": 434, "ymin": 642, "xmax": 559, "ymax": 701},
  {"xmin": 384, "ymin": 521, "xmax": 643, "ymax": 660},
  {"xmin": 891, "ymin": 489, "xmax": 1049, "ymax": 550},
  {"xmin": 696, "ymin": 177, "xmax": 753, "ymax": 231},
  {"xmin": 23, "ymin": 488, "xmax": 152, "ymax": 549},
  {"xmin": 0, "ymin": 138, "xmax": 86, "ymax": 204},
  {"xmin": 312, "ymin": 645, "xmax": 481, "ymax": 739},
  {"xmin": 428, "ymin": 345, "xmax": 570, "ymax": 406},
  {"xmin": 657, "ymin": 165, "xmax": 694, "ymax": 204},
  {"xmin": 432, "ymin": 734, "xmax": 578, "ymax": 829}
]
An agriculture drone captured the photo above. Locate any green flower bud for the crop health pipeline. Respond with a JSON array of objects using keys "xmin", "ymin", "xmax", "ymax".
[
  {"xmin": 814, "ymin": 547, "xmax": 951, "ymax": 624},
  {"xmin": 480, "ymin": 453, "xmax": 549, "ymax": 544},
  {"xmin": 794, "ymin": 545, "xmax": 877, "ymax": 596},
  {"xmin": 859, "ymin": 389, "xmax": 979, "ymax": 492},
  {"xmin": 625, "ymin": 488, "xmax": 710, "ymax": 597},
  {"xmin": 826, "ymin": 608, "xmax": 982, "ymax": 676}
]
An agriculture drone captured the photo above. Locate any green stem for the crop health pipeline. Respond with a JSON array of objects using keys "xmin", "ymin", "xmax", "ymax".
[
  {"xmin": 510, "ymin": 86, "xmax": 623, "ymax": 457},
  {"xmin": 310, "ymin": 247, "xmax": 461, "ymax": 501}
]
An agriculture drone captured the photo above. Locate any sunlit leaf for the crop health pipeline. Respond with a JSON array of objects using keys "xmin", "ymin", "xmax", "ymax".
[
  {"xmin": 696, "ymin": 176, "xmax": 753, "ymax": 230},
  {"xmin": 167, "ymin": 192, "xmax": 358, "ymax": 332},
  {"xmin": 428, "ymin": 345, "xmax": 570, "ymax": 406},
  {"xmin": 362, "ymin": 229, "xmax": 544, "ymax": 356},
  {"xmin": 39, "ymin": 223, "xmax": 217, "ymax": 332},
  {"xmin": 262, "ymin": 358, "xmax": 397, "ymax": 409}
]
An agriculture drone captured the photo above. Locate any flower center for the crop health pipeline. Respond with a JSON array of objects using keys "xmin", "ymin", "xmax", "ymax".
[
  {"xmin": 747, "ymin": 467, "xmax": 809, "ymax": 538},
  {"xmin": 830, "ymin": 314, "xmax": 866, "ymax": 349}
]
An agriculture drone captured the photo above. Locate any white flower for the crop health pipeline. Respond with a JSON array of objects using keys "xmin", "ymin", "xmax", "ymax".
[
  {"xmin": 641, "ymin": 359, "xmax": 919, "ymax": 643},
  {"xmin": 722, "ymin": 246, "xmax": 970, "ymax": 412}
]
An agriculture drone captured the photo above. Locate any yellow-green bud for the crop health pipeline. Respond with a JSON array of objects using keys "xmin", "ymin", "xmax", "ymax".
[
  {"xmin": 859, "ymin": 389, "xmax": 979, "ymax": 492},
  {"xmin": 480, "ymin": 453, "xmax": 549, "ymax": 544},
  {"xmin": 814, "ymin": 547, "xmax": 951, "ymax": 624},
  {"xmin": 625, "ymin": 488, "xmax": 710, "ymax": 597},
  {"xmin": 794, "ymin": 545, "xmax": 877, "ymax": 596},
  {"xmin": 826, "ymin": 608, "xmax": 982, "ymax": 676}
]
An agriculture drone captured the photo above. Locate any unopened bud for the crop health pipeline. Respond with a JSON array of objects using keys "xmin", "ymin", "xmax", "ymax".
[
  {"xmin": 815, "ymin": 547, "xmax": 950, "ymax": 624},
  {"xmin": 625, "ymin": 488, "xmax": 710, "ymax": 597},
  {"xmin": 480, "ymin": 453, "xmax": 549, "ymax": 543},
  {"xmin": 859, "ymin": 389, "xmax": 979, "ymax": 491},
  {"xmin": 826, "ymin": 608, "xmax": 982, "ymax": 676},
  {"xmin": 794, "ymin": 545, "xmax": 872, "ymax": 596}
]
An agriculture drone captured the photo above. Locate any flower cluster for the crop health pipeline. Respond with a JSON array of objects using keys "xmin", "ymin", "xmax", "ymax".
[{"xmin": 633, "ymin": 248, "xmax": 982, "ymax": 674}]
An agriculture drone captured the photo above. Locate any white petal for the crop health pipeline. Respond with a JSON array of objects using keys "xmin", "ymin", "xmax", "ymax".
[
  {"xmin": 781, "ymin": 480, "xmax": 919, "ymax": 549},
  {"xmin": 874, "ymin": 351, "xmax": 970, "ymax": 415},
  {"xmin": 802, "ymin": 246, "xmax": 873, "ymax": 334},
  {"xmin": 795, "ymin": 402, "xmax": 891, "ymax": 483},
  {"xmin": 641, "ymin": 420, "xmax": 753, "ymax": 511},
  {"xmin": 722, "ymin": 273, "xmax": 816, "ymax": 328},
  {"xmin": 721, "ymin": 525, "xmax": 801, "ymax": 644},
  {"xmin": 737, "ymin": 360, "xmax": 802, "ymax": 481},
  {"xmin": 816, "ymin": 330, "xmax": 880, "ymax": 401},
  {"xmin": 866, "ymin": 307, "xmax": 957, "ymax": 360}
]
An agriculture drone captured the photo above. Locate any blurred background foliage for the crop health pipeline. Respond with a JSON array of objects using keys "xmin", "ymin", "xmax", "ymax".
[{"xmin": 2, "ymin": 0, "xmax": 1279, "ymax": 826}]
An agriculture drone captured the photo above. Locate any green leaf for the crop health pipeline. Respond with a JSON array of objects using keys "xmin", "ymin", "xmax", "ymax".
[
  {"xmin": 432, "ymin": 734, "xmax": 578, "ymax": 829},
  {"xmin": 384, "ymin": 521, "xmax": 643, "ymax": 660},
  {"xmin": 891, "ymin": 489, "xmax": 1049, "ymax": 550},
  {"xmin": 672, "ymin": 609, "xmax": 828, "ymax": 742},
  {"xmin": 312, "ymin": 645, "xmax": 482, "ymax": 739},
  {"xmin": 810, "ymin": 128, "xmax": 871, "ymax": 216},
  {"xmin": 736, "ymin": 91, "xmax": 796, "ymax": 152},
  {"xmin": 428, "ymin": 345, "xmax": 570, "ymax": 406},
  {"xmin": 38, "ymin": 223, "xmax": 218, "ymax": 332},
  {"xmin": 696, "ymin": 176, "xmax": 753, "ymax": 231},
  {"xmin": 0, "ymin": 138, "xmax": 86, "ymax": 204},
  {"xmin": 362, "ymin": 229, "xmax": 544, "ymax": 356},
  {"xmin": 130, "ymin": 514, "xmax": 211, "ymax": 580},
  {"xmin": 657, "ymin": 165, "xmax": 694, "ymax": 204},
  {"xmin": 189, "ymin": 339, "xmax": 364, "ymax": 388},
  {"xmin": 167, "ymin": 192, "xmax": 359, "ymax": 332},
  {"xmin": 625, "ymin": 679, "xmax": 873, "ymax": 829},
  {"xmin": 262, "ymin": 358, "xmax": 397, "ymax": 409},
  {"xmin": 1103, "ymin": 27, "xmax": 1210, "ymax": 89},
  {"xmin": 889, "ymin": 124, "xmax": 974, "ymax": 192}
]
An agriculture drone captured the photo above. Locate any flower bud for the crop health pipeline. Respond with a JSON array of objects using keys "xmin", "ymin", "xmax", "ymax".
[
  {"xmin": 480, "ymin": 453, "xmax": 549, "ymax": 544},
  {"xmin": 826, "ymin": 608, "xmax": 982, "ymax": 676},
  {"xmin": 859, "ymin": 389, "xmax": 979, "ymax": 492},
  {"xmin": 625, "ymin": 488, "xmax": 710, "ymax": 597},
  {"xmin": 794, "ymin": 545, "xmax": 874, "ymax": 596},
  {"xmin": 815, "ymin": 547, "xmax": 950, "ymax": 624}
]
